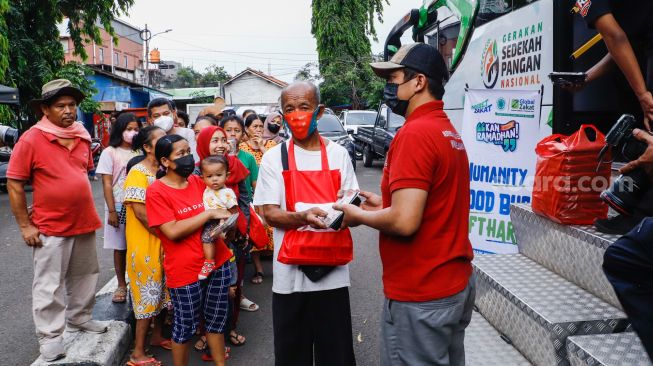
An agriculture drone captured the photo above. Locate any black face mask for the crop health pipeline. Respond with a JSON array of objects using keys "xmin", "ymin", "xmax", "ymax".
[
  {"xmin": 383, "ymin": 79, "xmax": 416, "ymax": 117},
  {"xmin": 267, "ymin": 123, "xmax": 281, "ymax": 134},
  {"xmin": 171, "ymin": 155, "xmax": 195, "ymax": 178}
]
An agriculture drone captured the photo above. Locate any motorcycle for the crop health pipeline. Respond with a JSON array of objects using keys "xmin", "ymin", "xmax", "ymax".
[{"xmin": 90, "ymin": 138, "xmax": 103, "ymax": 168}]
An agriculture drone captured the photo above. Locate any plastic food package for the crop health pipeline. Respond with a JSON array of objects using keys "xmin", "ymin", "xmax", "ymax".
[
  {"xmin": 531, "ymin": 124, "xmax": 611, "ymax": 225},
  {"xmin": 248, "ymin": 205, "xmax": 269, "ymax": 250}
]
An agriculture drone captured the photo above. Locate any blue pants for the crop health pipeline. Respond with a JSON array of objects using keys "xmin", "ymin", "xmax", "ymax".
[{"xmin": 603, "ymin": 217, "xmax": 653, "ymax": 358}]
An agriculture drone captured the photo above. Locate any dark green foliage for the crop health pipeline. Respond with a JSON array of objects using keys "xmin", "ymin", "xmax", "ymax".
[
  {"xmin": 168, "ymin": 65, "xmax": 232, "ymax": 88},
  {"xmin": 311, "ymin": 0, "xmax": 387, "ymax": 108},
  {"xmin": 0, "ymin": 0, "xmax": 133, "ymax": 123}
]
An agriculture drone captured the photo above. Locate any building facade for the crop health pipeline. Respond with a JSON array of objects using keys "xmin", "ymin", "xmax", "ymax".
[
  {"xmin": 60, "ymin": 19, "xmax": 144, "ymax": 83},
  {"xmin": 223, "ymin": 68, "xmax": 288, "ymax": 106}
]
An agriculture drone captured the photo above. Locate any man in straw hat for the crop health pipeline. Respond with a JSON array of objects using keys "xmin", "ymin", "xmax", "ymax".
[{"xmin": 7, "ymin": 79, "xmax": 107, "ymax": 362}]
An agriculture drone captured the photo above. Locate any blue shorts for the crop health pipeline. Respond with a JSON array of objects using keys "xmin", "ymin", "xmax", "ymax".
[{"xmin": 169, "ymin": 261, "xmax": 231, "ymax": 343}]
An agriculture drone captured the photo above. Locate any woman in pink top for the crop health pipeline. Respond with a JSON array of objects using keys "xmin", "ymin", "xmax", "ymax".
[{"xmin": 96, "ymin": 112, "xmax": 139, "ymax": 303}]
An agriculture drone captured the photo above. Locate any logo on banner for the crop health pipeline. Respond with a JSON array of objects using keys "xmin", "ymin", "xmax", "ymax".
[
  {"xmin": 497, "ymin": 97, "xmax": 506, "ymax": 110},
  {"xmin": 476, "ymin": 120, "xmax": 520, "ymax": 152},
  {"xmin": 510, "ymin": 98, "xmax": 535, "ymax": 113},
  {"xmin": 574, "ymin": 0, "xmax": 591, "ymax": 17},
  {"xmin": 481, "ymin": 40, "xmax": 500, "ymax": 89},
  {"xmin": 471, "ymin": 99, "xmax": 493, "ymax": 113}
]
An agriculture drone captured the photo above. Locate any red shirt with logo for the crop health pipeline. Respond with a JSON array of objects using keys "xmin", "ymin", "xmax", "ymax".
[
  {"xmin": 380, "ymin": 100, "xmax": 474, "ymax": 302},
  {"xmin": 7, "ymin": 129, "xmax": 101, "ymax": 236},
  {"xmin": 146, "ymin": 174, "xmax": 232, "ymax": 288}
]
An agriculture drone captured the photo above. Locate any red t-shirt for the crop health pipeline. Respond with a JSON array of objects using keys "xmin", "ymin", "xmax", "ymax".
[
  {"xmin": 7, "ymin": 129, "xmax": 101, "ymax": 236},
  {"xmin": 380, "ymin": 100, "xmax": 474, "ymax": 302},
  {"xmin": 146, "ymin": 174, "xmax": 232, "ymax": 288}
]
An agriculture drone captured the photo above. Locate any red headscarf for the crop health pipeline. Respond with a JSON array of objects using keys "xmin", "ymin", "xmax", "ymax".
[{"xmin": 196, "ymin": 126, "xmax": 249, "ymax": 195}]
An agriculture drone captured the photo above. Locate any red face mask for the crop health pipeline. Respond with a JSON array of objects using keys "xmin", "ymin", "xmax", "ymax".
[{"xmin": 283, "ymin": 109, "xmax": 319, "ymax": 140}]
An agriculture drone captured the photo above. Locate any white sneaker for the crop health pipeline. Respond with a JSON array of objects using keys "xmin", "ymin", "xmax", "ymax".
[
  {"xmin": 40, "ymin": 341, "xmax": 65, "ymax": 362},
  {"xmin": 66, "ymin": 320, "xmax": 108, "ymax": 334}
]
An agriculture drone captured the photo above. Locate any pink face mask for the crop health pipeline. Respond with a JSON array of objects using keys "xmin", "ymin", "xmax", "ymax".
[{"xmin": 123, "ymin": 130, "xmax": 138, "ymax": 144}]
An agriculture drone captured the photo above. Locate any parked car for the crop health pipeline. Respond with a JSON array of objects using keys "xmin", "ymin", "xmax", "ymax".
[
  {"xmin": 279, "ymin": 114, "xmax": 357, "ymax": 171},
  {"xmin": 354, "ymin": 103, "xmax": 405, "ymax": 167},
  {"xmin": 339, "ymin": 110, "xmax": 377, "ymax": 135}
]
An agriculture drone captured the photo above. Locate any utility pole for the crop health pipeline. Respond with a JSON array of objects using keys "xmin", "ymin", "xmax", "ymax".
[
  {"xmin": 140, "ymin": 24, "xmax": 152, "ymax": 87},
  {"xmin": 139, "ymin": 25, "xmax": 172, "ymax": 88}
]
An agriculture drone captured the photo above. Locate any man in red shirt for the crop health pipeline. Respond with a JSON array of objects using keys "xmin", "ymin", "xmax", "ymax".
[
  {"xmin": 336, "ymin": 43, "xmax": 475, "ymax": 365},
  {"xmin": 7, "ymin": 79, "xmax": 106, "ymax": 362}
]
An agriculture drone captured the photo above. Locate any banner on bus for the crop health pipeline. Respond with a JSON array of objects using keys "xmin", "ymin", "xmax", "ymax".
[{"xmin": 461, "ymin": 89, "xmax": 541, "ymax": 254}]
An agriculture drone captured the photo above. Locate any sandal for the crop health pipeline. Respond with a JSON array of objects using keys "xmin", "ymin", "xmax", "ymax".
[
  {"xmin": 149, "ymin": 339, "xmax": 172, "ymax": 350},
  {"xmin": 194, "ymin": 336, "xmax": 207, "ymax": 352},
  {"xmin": 126, "ymin": 357, "xmax": 162, "ymax": 366},
  {"xmin": 200, "ymin": 346, "xmax": 231, "ymax": 362},
  {"xmin": 112, "ymin": 287, "xmax": 127, "ymax": 303},
  {"xmin": 250, "ymin": 271, "xmax": 264, "ymax": 284},
  {"xmin": 229, "ymin": 330, "xmax": 246, "ymax": 346},
  {"xmin": 239, "ymin": 297, "xmax": 259, "ymax": 312}
]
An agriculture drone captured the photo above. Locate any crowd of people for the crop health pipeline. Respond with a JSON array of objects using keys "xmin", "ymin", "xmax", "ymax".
[{"xmin": 7, "ymin": 43, "xmax": 483, "ymax": 366}]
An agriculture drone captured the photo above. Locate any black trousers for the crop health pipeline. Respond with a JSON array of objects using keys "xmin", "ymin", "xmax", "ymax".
[
  {"xmin": 603, "ymin": 217, "xmax": 653, "ymax": 358},
  {"xmin": 273, "ymin": 287, "xmax": 356, "ymax": 366}
]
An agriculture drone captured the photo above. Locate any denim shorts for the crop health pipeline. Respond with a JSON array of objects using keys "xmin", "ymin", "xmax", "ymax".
[{"xmin": 168, "ymin": 261, "xmax": 231, "ymax": 343}]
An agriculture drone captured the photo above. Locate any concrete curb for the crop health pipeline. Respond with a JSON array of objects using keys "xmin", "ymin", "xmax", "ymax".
[{"xmin": 31, "ymin": 277, "xmax": 134, "ymax": 366}]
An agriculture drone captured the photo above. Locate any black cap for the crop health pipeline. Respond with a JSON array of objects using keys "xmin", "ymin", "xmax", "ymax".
[{"xmin": 370, "ymin": 42, "xmax": 449, "ymax": 81}]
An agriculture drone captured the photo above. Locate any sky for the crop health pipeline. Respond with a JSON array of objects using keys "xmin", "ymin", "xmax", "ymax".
[{"xmin": 120, "ymin": 0, "xmax": 423, "ymax": 83}]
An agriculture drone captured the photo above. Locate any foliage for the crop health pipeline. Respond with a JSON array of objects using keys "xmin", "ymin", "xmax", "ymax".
[
  {"xmin": 167, "ymin": 64, "xmax": 231, "ymax": 88},
  {"xmin": 201, "ymin": 65, "xmax": 231, "ymax": 86},
  {"xmin": 0, "ymin": 0, "xmax": 133, "ymax": 125},
  {"xmin": 55, "ymin": 62, "xmax": 102, "ymax": 114},
  {"xmin": 294, "ymin": 62, "xmax": 320, "ymax": 83},
  {"xmin": 62, "ymin": 0, "xmax": 134, "ymax": 60},
  {"xmin": 189, "ymin": 90, "xmax": 214, "ymax": 104},
  {"xmin": 311, "ymin": 0, "xmax": 387, "ymax": 109}
]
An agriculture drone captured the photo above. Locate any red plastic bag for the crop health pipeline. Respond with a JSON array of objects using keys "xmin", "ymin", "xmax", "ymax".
[
  {"xmin": 248, "ymin": 205, "xmax": 269, "ymax": 250},
  {"xmin": 531, "ymin": 124, "xmax": 611, "ymax": 225}
]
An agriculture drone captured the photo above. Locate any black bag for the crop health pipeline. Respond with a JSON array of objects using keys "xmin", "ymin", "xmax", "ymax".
[
  {"xmin": 281, "ymin": 142, "xmax": 336, "ymax": 282},
  {"xmin": 299, "ymin": 265, "xmax": 336, "ymax": 282}
]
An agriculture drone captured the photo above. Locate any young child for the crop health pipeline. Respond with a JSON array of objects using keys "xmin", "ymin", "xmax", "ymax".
[{"xmin": 199, "ymin": 155, "xmax": 239, "ymax": 280}]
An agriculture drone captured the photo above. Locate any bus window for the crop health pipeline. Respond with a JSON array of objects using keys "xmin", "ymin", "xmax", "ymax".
[
  {"xmin": 476, "ymin": 0, "xmax": 512, "ymax": 26},
  {"xmin": 426, "ymin": 22, "xmax": 461, "ymax": 71},
  {"xmin": 512, "ymin": 0, "xmax": 539, "ymax": 12}
]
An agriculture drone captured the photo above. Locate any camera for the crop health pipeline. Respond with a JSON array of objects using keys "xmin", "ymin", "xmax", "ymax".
[
  {"xmin": 0, "ymin": 125, "xmax": 20, "ymax": 147},
  {"xmin": 598, "ymin": 114, "xmax": 649, "ymax": 215}
]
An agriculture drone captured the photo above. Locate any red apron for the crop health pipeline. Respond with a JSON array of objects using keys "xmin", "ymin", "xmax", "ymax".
[{"xmin": 277, "ymin": 138, "xmax": 354, "ymax": 266}]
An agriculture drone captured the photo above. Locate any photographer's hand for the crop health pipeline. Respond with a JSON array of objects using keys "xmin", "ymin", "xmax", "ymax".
[{"xmin": 619, "ymin": 128, "xmax": 653, "ymax": 178}]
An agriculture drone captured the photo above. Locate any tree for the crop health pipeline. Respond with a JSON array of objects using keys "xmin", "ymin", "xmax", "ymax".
[
  {"xmin": 174, "ymin": 66, "xmax": 203, "ymax": 88},
  {"xmin": 201, "ymin": 64, "xmax": 231, "ymax": 86},
  {"xmin": 55, "ymin": 62, "xmax": 101, "ymax": 114},
  {"xmin": 294, "ymin": 62, "xmax": 319, "ymax": 83},
  {"xmin": 311, "ymin": 0, "xmax": 387, "ymax": 109},
  {"xmin": 167, "ymin": 65, "xmax": 231, "ymax": 88},
  {"xmin": 0, "ymin": 0, "xmax": 133, "ymax": 123}
]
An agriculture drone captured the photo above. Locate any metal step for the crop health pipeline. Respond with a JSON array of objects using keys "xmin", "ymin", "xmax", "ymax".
[
  {"xmin": 474, "ymin": 254, "xmax": 628, "ymax": 366},
  {"xmin": 567, "ymin": 333, "xmax": 652, "ymax": 366},
  {"xmin": 465, "ymin": 310, "xmax": 532, "ymax": 366},
  {"xmin": 511, "ymin": 204, "xmax": 622, "ymax": 308}
]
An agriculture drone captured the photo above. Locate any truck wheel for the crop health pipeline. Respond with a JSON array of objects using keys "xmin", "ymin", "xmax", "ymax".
[{"xmin": 363, "ymin": 145, "xmax": 374, "ymax": 167}]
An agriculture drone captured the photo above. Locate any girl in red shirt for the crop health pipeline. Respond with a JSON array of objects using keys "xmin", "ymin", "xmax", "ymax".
[{"xmin": 146, "ymin": 134, "xmax": 233, "ymax": 366}]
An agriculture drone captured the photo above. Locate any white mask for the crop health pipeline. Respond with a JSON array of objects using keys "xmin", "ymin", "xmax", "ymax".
[{"xmin": 153, "ymin": 115, "xmax": 174, "ymax": 132}]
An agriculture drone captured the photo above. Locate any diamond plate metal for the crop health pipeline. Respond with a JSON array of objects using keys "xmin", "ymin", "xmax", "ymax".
[
  {"xmin": 567, "ymin": 333, "xmax": 652, "ymax": 366},
  {"xmin": 474, "ymin": 254, "xmax": 629, "ymax": 366},
  {"xmin": 511, "ymin": 204, "xmax": 622, "ymax": 309},
  {"xmin": 465, "ymin": 311, "xmax": 532, "ymax": 366}
]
